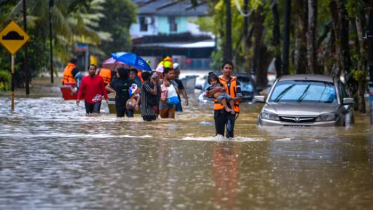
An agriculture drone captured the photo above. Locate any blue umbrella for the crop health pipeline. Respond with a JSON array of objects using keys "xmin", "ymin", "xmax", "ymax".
[{"xmin": 111, "ymin": 52, "xmax": 152, "ymax": 71}]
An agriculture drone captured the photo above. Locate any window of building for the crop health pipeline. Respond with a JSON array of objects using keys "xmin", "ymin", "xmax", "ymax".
[
  {"xmin": 168, "ymin": 16, "xmax": 177, "ymax": 32},
  {"xmin": 139, "ymin": 16, "xmax": 148, "ymax": 32}
]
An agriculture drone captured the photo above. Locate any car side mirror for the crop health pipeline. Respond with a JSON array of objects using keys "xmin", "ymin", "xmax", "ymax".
[
  {"xmin": 195, "ymin": 84, "xmax": 202, "ymax": 90},
  {"xmin": 343, "ymin": 98, "xmax": 354, "ymax": 105},
  {"xmin": 254, "ymin": 95, "xmax": 265, "ymax": 103}
]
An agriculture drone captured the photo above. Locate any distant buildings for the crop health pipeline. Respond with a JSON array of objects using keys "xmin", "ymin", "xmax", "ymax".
[{"xmin": 130, "ymin": 0, "xmax": 214, "ymax": 70}]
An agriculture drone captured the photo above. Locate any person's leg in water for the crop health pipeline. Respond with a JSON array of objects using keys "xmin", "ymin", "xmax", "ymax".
[
  {"xmin": 168, "ymin": 106, "xmax": 175, "ymax": 118},
  {"xmin": 115, "ymin": 99, "xmax": 125, "ymax": 117},
  {"xmin": 85, "ymin": 101, "xmax": 94, "ymax": 114},
  {"xmin": 126, "ymin": 109, "xmax": 134, "ymax": 117},
  {"xmin": 226, "ymin": 113, "xmax": 236, "ymax": 138},
  {"xmin": 214, "ymin": 110, "xmax": 227, "ymax": 137},
  {"xmin": 92, "ymin": 102, "xmax": 101, "ymax": 114}
]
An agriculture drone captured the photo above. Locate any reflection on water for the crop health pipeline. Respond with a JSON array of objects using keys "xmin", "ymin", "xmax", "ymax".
[{"xmin": 0, "ymin": 95, "xmax": 373, "ymax": 209}]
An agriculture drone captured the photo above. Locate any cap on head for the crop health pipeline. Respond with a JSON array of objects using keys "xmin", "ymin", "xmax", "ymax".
[{"xmin": 156, "ymin": 65, "xmax": 164, "ymax": 73}]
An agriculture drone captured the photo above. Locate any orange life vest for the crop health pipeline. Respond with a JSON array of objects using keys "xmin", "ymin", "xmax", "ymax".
[
  {"xmin": 213, "ymin": 75, "xmax": 240, "ymax": 113},
  {"xmin": 98, "ymin": 68, "xmax": 112, "ymax": 84},
  {"xmin": 61, "ymin": 63, "xmax": 76, "ymax": 84}
]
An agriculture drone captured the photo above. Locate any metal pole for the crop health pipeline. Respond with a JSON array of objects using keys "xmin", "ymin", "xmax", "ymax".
[
  {"xmin": 23, "ymin": 0, "xmax": 29, "ymax": 95},
  {"xmin": 11, "ymin": 55, "xmax": 15, "ymax": 112},
  {"xmin": 49, "ymin": 0, "xmax": 54, "ymax": 83}
]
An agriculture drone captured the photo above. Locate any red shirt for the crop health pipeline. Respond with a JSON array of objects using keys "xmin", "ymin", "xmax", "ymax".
[{"xmin": 77, "ymin": 75, "xmax": 109, "ymax": 104}]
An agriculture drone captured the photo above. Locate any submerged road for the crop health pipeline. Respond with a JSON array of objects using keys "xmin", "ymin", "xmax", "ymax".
[{"xmin": 0, "ymin": 84, "xmax": 373, "ymax": 209}]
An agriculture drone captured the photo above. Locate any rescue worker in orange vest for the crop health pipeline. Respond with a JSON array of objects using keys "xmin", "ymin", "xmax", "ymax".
[
  {"xmin": 205, "ymin": 61, "xmax": 242, "ymax": 138},
  {"xmin": 61, "ymin": 58, "xmax": 77, "ymax": 85},
  {"xmin": 97, "ymin": 64, "xmax": 113, "ymax": 86}
]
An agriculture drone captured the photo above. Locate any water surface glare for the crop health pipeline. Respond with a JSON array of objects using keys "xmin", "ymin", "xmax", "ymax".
[{"xmin": 1, "ymin": 96, "xmax": 373, "ymax": 209}]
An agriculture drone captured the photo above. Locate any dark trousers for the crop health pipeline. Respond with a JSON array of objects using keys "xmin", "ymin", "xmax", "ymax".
[
  {"xmin": 175, "ymin": 102, "xmax": 183, "ymax": 112},
  {"xmin": 115, "ymin": 100, "xmax": 126, "ymax": 117},
  {"xmin": 214, "ymin": 110, "xmax": 236, "ymax": 138},
  {"xmin": 85, "ymin": 101, "xmax": 101, "ymax": 114},
  {"xmin": 126, "ymin": 109, "xmax": 134, "ymax": 117}
]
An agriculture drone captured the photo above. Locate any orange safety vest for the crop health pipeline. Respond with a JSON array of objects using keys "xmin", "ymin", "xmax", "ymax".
[
  {"xmin": 98, "ymin": 68, "xmax": 112, "ymax": 84},
  {"xmin": 61, "ymin": 63, "xmax": 76, "ymax": 84},
  {"xmin": 213, "ymin": 75, "xmax": 240, "ymax": 113}
]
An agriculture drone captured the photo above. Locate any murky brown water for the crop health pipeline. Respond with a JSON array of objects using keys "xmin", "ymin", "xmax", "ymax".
[{"xmin": 1, "ymin": 90, "xmax": 373, "ymax": 209}]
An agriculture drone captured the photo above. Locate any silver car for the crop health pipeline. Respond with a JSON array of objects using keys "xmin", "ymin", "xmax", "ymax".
[{"xmin": 255, "ymin": 75, "xmax": 354, "ymax": 126}]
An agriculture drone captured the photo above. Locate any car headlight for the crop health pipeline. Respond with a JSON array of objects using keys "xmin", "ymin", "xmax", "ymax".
[
  {"xmin": 316, "ymin": 113, "xmax": 337, "ymax": 121},
  {"xmin": 260, "ymin": 111, "xmax": 279, "ymax": 121}
]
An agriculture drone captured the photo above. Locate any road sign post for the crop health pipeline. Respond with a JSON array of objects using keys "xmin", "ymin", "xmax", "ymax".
[{"xmin": 0, "ymin": 20, "xmax": 30, "ymax": 112}]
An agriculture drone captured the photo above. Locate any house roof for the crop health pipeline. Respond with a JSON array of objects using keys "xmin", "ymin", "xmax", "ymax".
[{"xmin": 136, "ymin": 0, "xmax": 209, "ymax": 16}]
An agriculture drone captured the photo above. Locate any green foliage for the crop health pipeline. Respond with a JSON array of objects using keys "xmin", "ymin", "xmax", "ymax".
[
  {"xmin": 96, "ymin": 0, "xmax": 136, "ymax": 61},
  {"xmin": 0, "ymin": 70, "xmax": 11, "ymax": 91},
  {"xmin": 351, "ymin": 69, "xmax": 367, "ymax": 81}
]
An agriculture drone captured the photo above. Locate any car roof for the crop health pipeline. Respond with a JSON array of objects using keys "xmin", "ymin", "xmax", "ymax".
[{"xmin": 278, "ymin": 74, "xmax": 335, "ymax": 83}]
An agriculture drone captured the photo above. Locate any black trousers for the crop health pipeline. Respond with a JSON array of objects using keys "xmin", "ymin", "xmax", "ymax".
[
  {"xmin": 85, "ymin": 101, "xmax": 101, "ymax": 114},
  {"xmin": 214, "ymin": 109, "xmax": 236, "ymax": 138},
  {"xmin": 115, "ymin": 98, "xmax": 126, "ymax": 117}
]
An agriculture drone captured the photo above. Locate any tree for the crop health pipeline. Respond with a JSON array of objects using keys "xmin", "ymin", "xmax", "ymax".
[
  {"xmin": 282, "ymin": 0, "xmax": 291, "ymax": 75},
  {"xmin": 96, "ymin": 0, "xmax": 136, "ymax": 61},
  {"xmin": 307, "ymin": 0, "xmax": 318, "ymax": 74}
]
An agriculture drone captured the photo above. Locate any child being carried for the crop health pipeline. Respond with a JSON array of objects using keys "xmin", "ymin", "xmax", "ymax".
[{"xmin": 204, "ymin": 72, "xmax": 235, "ymax": 114}]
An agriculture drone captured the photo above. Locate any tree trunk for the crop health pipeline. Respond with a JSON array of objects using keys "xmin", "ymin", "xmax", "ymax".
[
  {"xmin": 224, "ymin": 0, "xmax": 232, "ymax": 62},
  {"xmin": 294, "ymin": 0, "xmax": 308, "ymax": 74},
  {"xmin": 253, "ymin": 7, "xmax": 268, "ymax": 88},
  {"xmin": 271, "ymin": 0, "xmax": 282, "ymax": 78},
  {"xmin": 282, "ymin": 0, "xmax": 291, "ymax": 75},
  {"xmin": 336, "ymin": 0, "xmax": 351, "ymax": 74},
  {"xmin": 329, "ymin": 0, "xmax": 341, "ymax": 77},
  {"xmin": 307, "ymin": 0, "xmax": 318, "ymax": 74},
  {"xmin": 325, "ymin": 29, "xmax": 336, "ymax": 75}
]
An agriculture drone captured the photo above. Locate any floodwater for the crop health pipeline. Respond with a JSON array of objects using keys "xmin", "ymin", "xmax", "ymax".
[{"xmin": 1, "ymin": 89, "xmax": 373, "ymax": 209}]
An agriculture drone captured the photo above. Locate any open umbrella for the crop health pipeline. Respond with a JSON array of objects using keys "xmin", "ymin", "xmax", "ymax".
[
  {"xmin": 102, "ymin": 57, "xmax": 129, "ymax": 70},
  {"xmin": 112, "ymin": 52, "xmax": 152, "ymax": 71}
]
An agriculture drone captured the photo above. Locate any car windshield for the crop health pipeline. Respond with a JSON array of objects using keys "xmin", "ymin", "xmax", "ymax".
[{"xmin": 269, "ymin": 80, "xmax": 337, "ymax": 103}]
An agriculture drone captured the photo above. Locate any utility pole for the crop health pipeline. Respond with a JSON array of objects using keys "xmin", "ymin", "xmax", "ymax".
[
  {"xmin": 282, "ymin": 0, "xmax": 291, "ymax": 75},
  {"xmin": 23, "ymin": 0, "xmax": 29, "ymax": 95},
  {"xmin": 49, "ymin": 0, "xmax": 54, "ymax": 83}
]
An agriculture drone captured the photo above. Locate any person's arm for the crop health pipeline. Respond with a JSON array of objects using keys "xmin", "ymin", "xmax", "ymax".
[
  {"xmin": 148, "ymin": 79, "xmax": 158, "ymax": 95},
  {"xmin": 205, "ymin": 85, "xmax": 224, "ymax": 97},
  {"xmin": 181, "ymin": 89, "xmax": 188, "ymax": 106},
  {"xmin": 232, "ymin": 81, "xmax": 242, "ymax": 102},
  {"xmin": 76, "ymin": 78, "xmax": 85, "ymax": 105},
  {"xmin": 105, "ymin": 84, "xmax": 115, "ymax": 94},
  {"xmin": 100, "ymin": 78, "xmax": 109, "ymax": 101}
]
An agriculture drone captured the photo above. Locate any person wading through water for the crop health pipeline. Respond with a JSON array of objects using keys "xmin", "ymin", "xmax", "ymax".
[
  {"xmin": 106, "ymin": 68, "xmax": 138, "ymax": 118},
  {"xmin": 205, "ymin": 61, "xmax": 242, "ymax": 138},
  {"xmin": 77, "ymin": 64, "xmax": 109, "ymax": 114}
]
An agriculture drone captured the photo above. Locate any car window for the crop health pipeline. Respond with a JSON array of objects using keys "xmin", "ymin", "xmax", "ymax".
[
  {"xmin": 238, "ymin": 80, "xmax": 253, "ymax": 92},
  {"xmin": 269, "ymin": 80, "xmax": 337, "ymax": 104}
]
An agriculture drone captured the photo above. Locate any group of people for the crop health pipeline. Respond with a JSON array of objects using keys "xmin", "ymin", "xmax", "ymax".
[
  {"xmin": 61, "ymin": 57, "xmax": 241, "ymax": 138},
  {"xmin": 61, "ymin": 56, "xmax": 189, "ymax": 121}
]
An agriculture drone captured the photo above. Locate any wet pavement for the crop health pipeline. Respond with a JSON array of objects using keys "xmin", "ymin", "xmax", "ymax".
[{"xmin": 1, "ymin": 85, "xmax": 373, "ymax": 209}]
